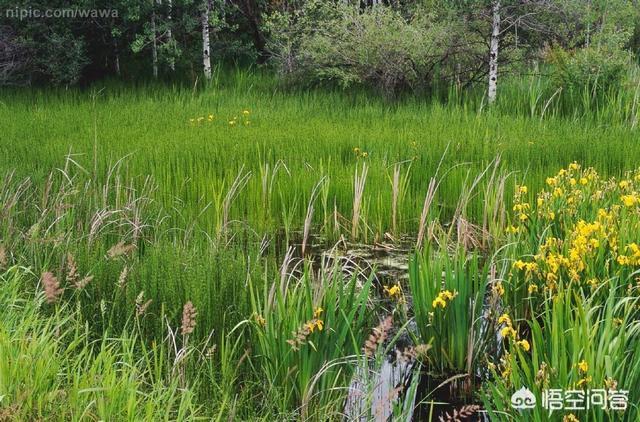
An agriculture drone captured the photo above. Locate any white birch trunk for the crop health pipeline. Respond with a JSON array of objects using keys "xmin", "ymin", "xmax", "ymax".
[
  {"xmin": 201, "ymin": 0, "xmax": 212, "ymax": 80},
  {"xmin": 487, "ymin": 0, "xmax": 500, "ymax": 104}
]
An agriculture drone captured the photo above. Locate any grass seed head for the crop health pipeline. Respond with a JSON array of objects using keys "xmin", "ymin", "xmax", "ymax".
[
  {"xmin": 117, "ymin": 265, "xmax": 129, "ymax": 288},
  {"xmin": 107, "ymin": 241, "xmax": 136, "ymax": 259},
  {"xmin": 41, "ymin": 271, "xmax": 63, "ymax": 304},
  {"xmin": 0, "ymin": 245, "xmax": 7, "ymax": 269},
  {"xmin": 363, "ymin": 315, "xmax": 393, "ymax": 357},
  {"xmin": 66, "ymin": 253, "xmax": 78, "ymax": 284},
  {"xmin": 181, "ymin": 301, "xmax": 198, "ymax": 336}
]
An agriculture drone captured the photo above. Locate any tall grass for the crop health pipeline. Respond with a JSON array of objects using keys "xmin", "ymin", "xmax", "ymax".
[
  {"xmin": 2, "ymin": 70, "xmax": 640, "ymax": 420},
  {"xmin": 1, "ymin": 69, "xmax": 639, "ymax": 244}
]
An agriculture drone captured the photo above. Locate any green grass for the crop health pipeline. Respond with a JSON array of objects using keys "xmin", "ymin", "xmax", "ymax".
[{"xmin": 1, "ymin": 69, "xmax": 639, "ymax": 242}]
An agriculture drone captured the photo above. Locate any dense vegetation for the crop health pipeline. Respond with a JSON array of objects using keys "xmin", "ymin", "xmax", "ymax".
[{"xmin": 1, "ymin": 1, "xmax": 640, "ymax": 421}]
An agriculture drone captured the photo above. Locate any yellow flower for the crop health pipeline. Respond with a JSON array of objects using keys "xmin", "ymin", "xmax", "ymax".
[
  {"xmin": 498, "ymin": 313, "xmax": 511, "ymax": 326},
  {"xmin": 618, "ymin": 255, "xmax": 630, "ymax": 265},
  {"xmin": 513, "ymin": 260, "xmax": 526, "ymax": 270},
  {"xmin": 580, "ymin": 177, "xmax": 588, "ymax": 185},
  {"xmin": 305, "ymin": 318, "xmax": 324, "ymax": 333},
  {"xmin": 493, "ymin": 282, "xmax": 505, "ymax": 296},
  {"xmin": 501, "ymin": 326, "xmax": 517, "ymax": 339},
  {"xmin": 528, "ymin": 284, "xmax": 539, "ymax": 294},
  {"xmin": 432, "ymin": 296, "xmax": 447, "ymax": 309},
  {"xmin": 576, "ymin": 376, "xmax": 592, "ymax": 388},
  {"xmin": 619, "ymin": 180, "xmax": 630, "ymax": 189},
  {"xmin": 501, "ymin": 365, "xmax": 512, "ymax": 379},
  {"xmin": 384, "ymin": 284, "xmax": 402, "ymax": 299},
  {"xmin": 569, "ymin": 162, "xmax": 580, "ymax": 171},
  {"xmin": 242, "ymin": 109, "xmax": 250, "ymax": 115},
  {"xmin": 506, "ymin": 225, "xmax": 519, "ymax": 234},
  {"xmin": 577, "ymin": 359, "xmax": 588, "ymax": 373},
  {"xmin": 517, "ymin": 185, "xmax": 528, "ymax": 194},
  {"xmin": 208, "ymin": 114, "xmax": 214, "ymax": 121},
  {"xmin": 563, "ymin": 413, "xmax": 580, "ymax": 422},
  {"xmin": 516, "ymin": 339, "xmax": 530, "ymax": 351},
  {"xmin": 546, "ymin": 177, "xmax": 557, "ymax": 186},
  {"xmin": 362, "ymin": 152, "xmax": 369, "ymax": 158},
  {"xmin": 621, "ymin": 194, "xmax": 637, "ymax": 207},
  {"xmin": 442, "ymin": 290, "xmax": 456, "ymax": 300},
  {"xmin": 313, "ymin": 307, "xmax": 324, "ymax": 318},
  {"xmin": 228, "ymin": 120, "xmax": 237, "ymax": 126}
]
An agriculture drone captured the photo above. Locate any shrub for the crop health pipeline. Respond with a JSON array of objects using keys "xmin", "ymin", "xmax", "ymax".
[
  {"xmin": 546, "ymin": 44, "xmax": 633, "ymax": 97},
  {"xmin": 265, "ymin": 2, "xmax": 482, "ymax": 98}
]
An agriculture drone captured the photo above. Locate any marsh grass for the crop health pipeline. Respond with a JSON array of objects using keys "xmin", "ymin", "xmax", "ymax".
[
  {"xmin": 2, "ymin": 69, "xmax": 640, "ymax": 245},
  {"xmin": 2, "ymin": 70, "xmax": 640, "ymax": 419}
]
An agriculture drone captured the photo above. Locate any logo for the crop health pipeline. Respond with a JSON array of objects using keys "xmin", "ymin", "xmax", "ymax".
[
  {"xmin": 509, "ymin": 387, "xmax": 629, "ymax": 413},
  {"xmin": 511, "ymin": 387, "xmax": 536, "ymax": 409}
]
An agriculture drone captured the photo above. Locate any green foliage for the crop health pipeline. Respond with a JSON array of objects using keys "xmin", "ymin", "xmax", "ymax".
[
  {"xmin": 546, "ymin": 44, "xmax": 633, "ymax": 99},
  {"xmin": 482, "ymin": 285, "xmax": 640, "ymax": 421},
  {"xmin": 409, "ymin": 248, "xmax": 489, "ymax": 375},
  {"xmin": 265, "ymin": 2, "xmax": 480, "ymax": 98},
  {"xmin": 247, "ymin": 263, "xmax": 373, "ymax": 416},
  {"xmin": 1, "ymin": 73, "xmax": 640, "ymax": 419},
  {"xmin": 0, "ymin": 266, "xmax": 200, "ymax": 420}
]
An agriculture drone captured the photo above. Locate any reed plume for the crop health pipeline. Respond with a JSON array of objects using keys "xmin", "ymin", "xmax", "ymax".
[
  {"xmin": 438, "ymin": 404, "xmax": 480, "ymax": 421},
  {"xmin": 41, "ymin": 271, "xmax": 63, "ymax": 304},
  {"xmin": 0, "ymin": 245, "xmax": 6, "ymax": 269},
  {"xmin": 363, "ymin": 315, "xmax": 393, "ymax": 357},
  {"xmin": 66, "ymin": 253, "xmax": 78, "ymax": 283},
  {"xmin": 117, "ymin": 265, "xmax": 129, "ymax": 288},
  {"xmin": 181, "ymin": 301, "xmax": 198, "ymax": 336},
  {"xmin": 107, "ymin": 241, "xmax": 136, "ymax": 259},
  {"xmin": 135, "ymin": 291, "xmax": 152, "ymax": 316}
]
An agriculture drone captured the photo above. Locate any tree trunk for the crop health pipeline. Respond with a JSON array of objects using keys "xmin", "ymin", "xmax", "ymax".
[
  {"xmin": 151, "ymin": 1, "xmax": 159, "ymax": 78},
  {"xmin": 201, "ymin": 0, "xmax": 212, "ymax": 80},
  {"xmin": 113, "ymin": 37, "xmax": 121, "ymax": 76},
  {"xmin": 167, "ymin": 0, "xmax": 175, "ymax": 71},
  {"xmin": 487, "ymin": 0, "xmax": 500, "ymax": 104}
]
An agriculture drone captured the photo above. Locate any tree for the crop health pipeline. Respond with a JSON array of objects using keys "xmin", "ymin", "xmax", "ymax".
[
  {"xmin": 0, "ymin": 26, "xmax": 29, "ymax": 85},
  {"xmin": 201, "ymin": 0, "xmax": 212, "ymax": 80},
  {"xmin": 487, "ymin": 0, "xmax": 500, "ymax": 103}
]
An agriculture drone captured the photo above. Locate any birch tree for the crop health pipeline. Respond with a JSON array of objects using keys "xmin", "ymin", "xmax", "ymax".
[
  {"xmin": 487, "ymin": 0, "xmax": 500, "ymax": 104},
  {"xmin": 201, "ymin": 0, "xmax": 212, "ymax": 80}
]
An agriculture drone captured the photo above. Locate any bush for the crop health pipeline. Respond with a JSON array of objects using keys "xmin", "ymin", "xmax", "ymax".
[
  {"xmin": 264, "ymin": 2, "xmax": 482, "ymax": 98},
  {"xmin": 546, "ymin": 44, "xmax": 633, "ymax": 97}
]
